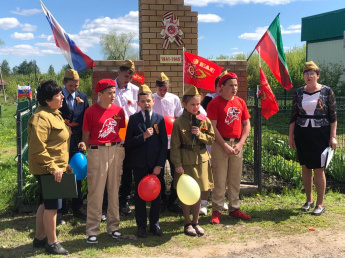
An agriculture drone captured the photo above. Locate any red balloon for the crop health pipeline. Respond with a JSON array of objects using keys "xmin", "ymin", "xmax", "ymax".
[
  {"xmin": 138, "ymin": 174, "xmax": 161, "ymax": 201},
  {"xmin": 164, "ymin": 116, "xmax": 175, "ymax": 136}
]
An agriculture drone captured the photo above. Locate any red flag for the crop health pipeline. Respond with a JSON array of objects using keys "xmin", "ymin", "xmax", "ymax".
[
  {"xmin": 259, "ymin": 68, "xmax": 279, "ymax": 119},
  {"xmin": 132, "ymin": 73, "xmax": 145, "ymax": 84},
  {"xmin": 255, "ymin": 15, "xmax": 293, "ymax": 90},
  {"xmin": 184, "ymin": 51, "xmax": 223, "ymax": 91}
]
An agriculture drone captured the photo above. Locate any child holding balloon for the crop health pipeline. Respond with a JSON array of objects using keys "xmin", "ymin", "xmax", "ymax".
[
  {"xmin": 170, "ymin": 85, "xmax": 215, "ymax": 236},
  {"xmin": 125, "ymin": 84, "xmax": 168, "ymax": 238}
]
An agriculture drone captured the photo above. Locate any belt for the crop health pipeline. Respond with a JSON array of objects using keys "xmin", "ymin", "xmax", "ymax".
[
  {"xmin": 90, "ymin": 142, "xmax": 121, "ymax": 149},
  {"xmin": 223, "ymin": 137, "xmax": 239, "ymax": 142},
  {"xmin": 181, "ymin": 144, "xmax": 206, "ymax": 152}
]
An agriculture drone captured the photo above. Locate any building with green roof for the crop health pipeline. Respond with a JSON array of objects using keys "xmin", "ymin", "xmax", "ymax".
[{"xmin": 301, "ymin": 8, "xmax": 345, "ymax": 69}]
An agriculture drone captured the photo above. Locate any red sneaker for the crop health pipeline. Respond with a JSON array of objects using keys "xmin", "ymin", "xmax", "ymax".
[
  {"xmin": 210, "ymin": 211, "xmax": 222, "ymax": 224},
  {"xmin": 228, "ymin": 209, "xmax": 251, "ymax": 220}
]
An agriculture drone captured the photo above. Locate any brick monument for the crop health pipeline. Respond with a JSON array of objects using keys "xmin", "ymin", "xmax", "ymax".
[{"xmin": 91, "ymin": 0, "xmax": 247, "ymax": 102}]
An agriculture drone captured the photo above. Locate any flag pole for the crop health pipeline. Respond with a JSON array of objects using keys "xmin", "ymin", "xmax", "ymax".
[
  {"xmin": 246, "ymin": 13, "xmax": 280, "ymax": 61},
  {"xmin": 182, "ymin": 47, "xmax": 185, "ymax": 95}
]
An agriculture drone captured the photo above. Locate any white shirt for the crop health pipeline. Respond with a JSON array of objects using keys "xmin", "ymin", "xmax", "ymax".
[
  {"xmin": 114, "ymin": 79, "xmax": 139, "ymax": 120},
  {"xmin": 301, "ymin": 92, "xmax": 321, "ymax": 128},
  {"xmin": 152, "ymin": 92, "xmax": 183, "ymax": 118},
  {"xmin": 153, "ymin": 92, "xmax": 183, "ymax": 149}
]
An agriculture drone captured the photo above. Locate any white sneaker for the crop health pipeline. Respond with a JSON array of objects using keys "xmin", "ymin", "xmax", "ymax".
[
  {"xmin": 223, "ymin": 202, "xmax": 229, "ymax": 211},
  {"xmin": 199, "ymin": 200, "xmax": 208, "ymax": 215}
]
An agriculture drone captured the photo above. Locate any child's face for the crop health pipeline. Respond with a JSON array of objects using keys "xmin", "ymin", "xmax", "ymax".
[
  {"xmin": 183, "ymin": 96, "xmax": 201, "ymax": 115},
  {"xmin": 221, "ymin": 79, "xmax": 238, "ymax": 98},
  {"xmin": 137, "ymin": 94, "xmax": 155, "ymax": 111},
  {"xmin": 98, "ymin": 87, "xmax": 116, "ymax": 104}
]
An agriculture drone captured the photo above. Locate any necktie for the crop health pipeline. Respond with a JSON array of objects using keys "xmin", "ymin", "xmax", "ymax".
[
  {"xmin": 145, "ymin": 109, "xmax": 151, "ymax": 128},
  {"xmin": 67, "ymin": 94, "xmax": 73, "ymax": 111}
]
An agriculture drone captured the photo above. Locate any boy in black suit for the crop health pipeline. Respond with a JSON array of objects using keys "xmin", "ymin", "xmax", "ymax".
[
  {"xmin": 58, "ymin": 69, "xmax": 89, "ymax": 223},
  {"xmin": 125, "ymin": 84, "xmax": 168, "ymax": 238}
]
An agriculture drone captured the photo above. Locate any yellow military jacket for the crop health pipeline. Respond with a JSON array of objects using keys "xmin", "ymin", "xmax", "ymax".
[
  {"xmin": 170, "ymin": 109, "xmax": 215, "ymax": 167},
  {"xmin": 28, "ymin": 106, "xmax": 70, "ymax": 175}
]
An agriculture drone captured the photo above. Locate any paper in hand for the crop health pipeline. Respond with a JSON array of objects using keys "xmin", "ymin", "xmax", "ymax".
[
  {"xmin": 326, "ymin": 147, "xmax": 334, "ymax": 169},
  {"xmin": 321, "ymin": 147, "xmax": 334, "ymax": 168}
]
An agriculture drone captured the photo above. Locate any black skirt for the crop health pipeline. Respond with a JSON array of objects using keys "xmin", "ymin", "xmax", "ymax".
[{"xmin": 294, "ymin": 124, "xmax": 330, "ymax": 169}]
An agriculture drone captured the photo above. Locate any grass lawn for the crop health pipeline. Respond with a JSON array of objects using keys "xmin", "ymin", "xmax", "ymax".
[{"xmin": 1, "ymin": 103, "xmax": 345, "ymax": 257}]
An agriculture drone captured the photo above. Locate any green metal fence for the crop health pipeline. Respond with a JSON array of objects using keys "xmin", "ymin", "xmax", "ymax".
[
  {"xmin": 16, "ymin": 99, "xmax": 36, "ymax": 212},
  {"xmin": 243, "ymin": 89, "xmax": 345, "ymax": 189}
]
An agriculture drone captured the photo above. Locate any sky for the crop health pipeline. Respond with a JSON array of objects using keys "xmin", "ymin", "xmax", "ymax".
[{"xmin": 0, "ymin": 0, "xmax": 344, "ymax": 73}]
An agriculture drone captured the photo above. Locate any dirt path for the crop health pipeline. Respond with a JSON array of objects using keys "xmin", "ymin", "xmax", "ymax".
[{"xmin": 146, "ymin": 228, "xmax": 345, "ymax": 258}]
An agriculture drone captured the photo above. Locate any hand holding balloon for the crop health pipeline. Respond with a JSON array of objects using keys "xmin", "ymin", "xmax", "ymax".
[
  {"xmin": 69, "ymin": 153, "xmax": 87, "ymax": 180},
  {"xmin": 138, "ymin": 174, "xmax": 161, "ymax": 201},
  {"xmin": 177, "ymin": 174, "xmax": 200, "ymax": 205}
]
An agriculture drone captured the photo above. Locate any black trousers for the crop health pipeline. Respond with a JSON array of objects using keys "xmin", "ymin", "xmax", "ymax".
[
  {"xmin": 133, "ymin": 166, "xmax": 162, "ymax": 230},
  {"xmin": 160, "ymin": 150, "xmax": 178, "ymax": 206},
  {"xmin": 118, "ymin": 148, "xmax": 133, "ymax": 206}
]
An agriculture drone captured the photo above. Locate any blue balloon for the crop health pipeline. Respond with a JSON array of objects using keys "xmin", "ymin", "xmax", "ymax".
[{"xmin": 69, "ymin": 153, "xmax": 87, "ymax": 180}]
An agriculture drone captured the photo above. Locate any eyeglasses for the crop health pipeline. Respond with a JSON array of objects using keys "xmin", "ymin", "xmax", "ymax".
[{"xmin": 304, "ymin": 71, "xmax": 316, "ymax": 76}]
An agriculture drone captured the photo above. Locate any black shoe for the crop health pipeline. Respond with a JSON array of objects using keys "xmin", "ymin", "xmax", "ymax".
[
  {"xmin": 120, "ymin": 203, "xmax": 131, "ymax": 216},
  {"xmin": 150, "ymin": 226, "xmax": 163, "ymax": 237},
  {"xmin": 167, "ymin": 203, "xmax": 182, "ymax": 213},
  {"xmin": 301, "ymin": 201, "xmax": 315, "ymax": 212},
  {"xmin": 311, "ymin": 205, "xmax": 326, "ymax": 216},
  {"xmin": 73, "ymin": 210, "xmax": 87, "ymax": 220},
  {"xmin": 45, "ymin": 241, "xmax": 69, "ymax": 255},
  {"xmin": 86, "ymin": 235, "xmax": 98, "ymax": 244},
  {"xmin": 108, "ymin": 230, "xmax": 122, "ymax": 239},
  {"xmin": 33, "ymin": 237, "xmax": 47, "ymax": 248},
  {"xmin": 137, "ymin": 228, "xmax": 147, "ymax": 238}
]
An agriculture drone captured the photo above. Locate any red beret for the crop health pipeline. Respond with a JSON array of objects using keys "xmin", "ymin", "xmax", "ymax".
[
  {"xmin": 95, "ymin": 79, "xmax": 116, "ymax": 93},
  {"xmin": 218, "ymin": 72, "xmax": 238, "ymax": 87}
]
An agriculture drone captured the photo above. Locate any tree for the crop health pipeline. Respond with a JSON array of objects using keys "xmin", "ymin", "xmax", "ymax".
[
  {"xmin": 0, "ymin": 60, "xmax": 11, "ymax": 76},
  {"xmin": 100, "ymin": 29, "xmax": 138, "ymax": 60},
  {"xmin": 14, "ymin": 60, "xmax": 40, "ymax": 75},
  {"xmin": 47, "ymin": 65, "xmax": 55, "ymax": 76},
  {"xmin": 0, "ymin": 39, "xmax": 4, "ymax": 45}
]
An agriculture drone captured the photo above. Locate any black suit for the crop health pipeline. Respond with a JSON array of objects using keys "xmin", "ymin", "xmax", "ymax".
[
  {"xmin": 59, "ymin": 90, "xmax": 89, "ymax": 213},
  {"xmin": 125, "ymin": 111, "xmax": 168, "ymax": 230}
]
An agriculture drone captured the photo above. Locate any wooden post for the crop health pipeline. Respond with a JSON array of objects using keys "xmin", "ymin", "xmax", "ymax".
[{"xmin": 0, "ymin": 68, "xmax": 7, "ymax": 104}]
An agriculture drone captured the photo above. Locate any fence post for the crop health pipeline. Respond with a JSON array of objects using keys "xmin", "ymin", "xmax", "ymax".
[
  {"xmin": 16, "ymin": 110, "xmax": 23, "ymax": 213},
  {"xmin": 253, "ymin": 92, "xmax": 263, "ymax": 191}
]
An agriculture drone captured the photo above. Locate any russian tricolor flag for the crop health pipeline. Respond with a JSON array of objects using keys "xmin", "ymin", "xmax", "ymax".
[
  {"xmin": 18, "ymin": 85, "xmax": 33, "ymax": 99},
  {"xmin": 40, "ymin": 1, "xmax": 94, "ymax": 72}
]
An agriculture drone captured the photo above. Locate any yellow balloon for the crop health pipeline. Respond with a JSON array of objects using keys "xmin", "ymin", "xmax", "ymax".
[{"xmin": 177, "ymin": 174, "xmax": 201, "ymax": 205}]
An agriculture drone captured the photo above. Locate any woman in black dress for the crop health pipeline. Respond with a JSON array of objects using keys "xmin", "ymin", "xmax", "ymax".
[{"xmin": 289, "ymin": 61, "xmax": 337, "ymax": 216}]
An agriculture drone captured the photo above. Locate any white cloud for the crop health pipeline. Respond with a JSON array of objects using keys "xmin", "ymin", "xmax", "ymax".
[
  {"xmin": 185, "ymin": 0, "xmax": 292, "ymax": 6},
  {"xmin": 238, "ymin": 24, "xmax": 300, "ymax": 40},
  {"xmin": 232, "ymin": 47, "xmax": 239, "ymax": 50},
  {"xmin": 287, "ymin": 24, "xmax": 301, "ymax": 30},
  {"xmin": 198, "ymin": 14, "xmax": 223, "ymax": 23},
  {"xmin": 11, "ymin": 32, "xmax": 34, "ymax": 40},
  {"xmin": 21, "ymin": 23, "xmax": 37, "ymax": 32},
  {"xmin": 131, "ymin": 42, "xmax": 140, "ymax": 49},
  {"xmin": 238, "ymin": 26, "xmax": 268, "ymax": 40},
  {"xmin": 11, "ymin": 8, "xmax": 42, "ymax": 16},
  {"xmin": 198, "ymin": 35, "xmax": 205, "ymax": 40},
  {"xmin": 82, "ymin": 11, "xmax": 138, "ymax": 37},
  {"xmin": 37, "ymin": 34, "xmax": 49, "ymax": 39},
  {"xmin": 0, "ymin": 17, "xmax": 20, "ymax": 30},
  {"xmin": 0, "ymin": 44, "xmax": 42, "ymax": 56}
]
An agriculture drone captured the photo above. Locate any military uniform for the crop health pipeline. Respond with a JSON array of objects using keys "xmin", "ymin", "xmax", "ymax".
[{"xmin": 170, "ymin": 91, "xmax": 215, "ymax": 191}]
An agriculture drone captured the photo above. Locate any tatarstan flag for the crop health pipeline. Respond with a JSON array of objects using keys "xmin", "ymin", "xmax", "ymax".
[{"xmin": 255, "ymin": 15, "xmax": 293, "ymax": 90}]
